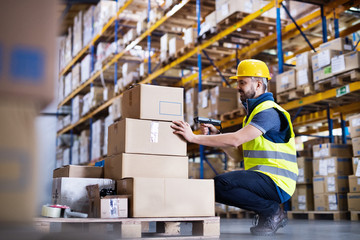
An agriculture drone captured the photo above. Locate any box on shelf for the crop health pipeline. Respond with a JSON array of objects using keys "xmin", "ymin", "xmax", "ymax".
[
  {"xmin": 108, "ymin": 118, "xmax": 187, "ymax": 156},
  {"xmin": 210, "ymin": 86, "xmax": 238, "ymax": 117},
  {"xmin": 349, "ymin": 175, "xmax": 360, "ymax": 192},
  {"xmin": 103, "ymin": 115, "xmax": 113, "ymax": 156},
  {"xmin": 72, "ymin": 95, "xmax": 83, "ymax": 124},
  {"xmin": 296, "ymin": 67, "xmax": 313, "ymax": 88},
  {"xmin": 199, "ymin": 11, "xmax": 217, "ymax": 36},
  {"xmin": 313, "ymin": 157, "xmax": 352, "ymax": 177},
  {"xmin": 185, "ymin": 88, "xmax": 198, "ymax": 127},
  {"xmin": 169, "ymin": 36, "xmax": 184, "ymax": 57},
  {"xmin": 276, "ymin": 69, "xmax": 296, "ymax": 93},
  {"xmin": 80, "ymin": 130, "xmax": 90, "ymax": 164},
  {"xmin": 104, "ymin": 153, "xmax": 188, "ymax": 180},
  {"xmin": 90, "ymin": 86, "xmax": 104, "ymax": 108},
  {"xmin": 291, "ymin": 184, "xmax": 314, "ymax": 211},
  {"xmin": 91, "ymin": 119, "xmax": 104, "ymax": 160},
  {"xmin": 184, "ymin": 27, "xmax": 196, "ymax": 46},
  {"xmin": 297, "ymin": 157, "xmax": 313, "ymax": 183},
  {"xmin": 83, "ymin": 6, "xmax": 94, "ymax": 46},
  {"xmin": 65, "ymin": 27, "xmax": 73, "ymax": 65},
  {"xmin": 93, "ymin": 0, "xmax": 117, "ymax": 35},
  {"xmin": 313, "ymin": 175, "xmax": 349, "ymax": 194},
  {"xmin": 121, "ymin": 84, "xmax": 184, "ymax": 121},
  {"xmin": 64, "ymin": 72, "xmax": 72, "ymax": 97},
  {"xmin": 58, "ymin": 76, "xmax": 64, "ymax": 104},
  {"xmin": 117, "ymin": 178, "xmax": 215, "ymax": 217},
  {"xmin": 56, "ymin": 148, "xmax": 63, "ymax": 169},
  {"xmin": 314, "ymin": 193, "xmax": 347, "ymax": 211},
  {"xmin": 111, "ymin": 95, "xmax": 122, "ymax": 121},
  {"xmin": 198, "ymin": 89, "xmax": 212, "ymax": 118},
  {"xmin": 103, "ymin": 85, "xmax": 114, "ymax": 102},
  {"xmin": 160, "ymin": 33, "xmax": 177, "ymax": 62},
  {"xmin": 81, "ymin": 54, "xmax": 91, "ymax": 83},
  {"xmin": 73, "ymin": 10, "xmax": 83, "ymax": 57},
  {"xmin": 139, "ymin": 62, "xmax": 148, "ymax": 77},
  {"xmin": 347, "ymin": 193, "xmax": 360, "ymax": 211},
  {"xmin": 352, "ymin": 137, "xmax": 360, "ymax": 157},
  {"xmin": 316, "ymin": 49, "xmax": 342, "ymax": 69},
  {"xmin": 215, "ymin": 0, "xmax": 254, "ymax": 24},
  {"xmin": 296, "ymin": 51, "xmax": 314, "ymax": 69},
  {"xmin": 136, "ymin": 19, "xmax": 147, "ymax": 36},
  {"xmin": 72, "ymin": 139, "xmax": 80, "ymax": 165},
  {"xmin": 63, "ymin": 148, "xmax": 70, "ymax": 166},
  {"xmin": 52, "ymin": 177, "xmax": 115, "ymax": 215},
  {"xmin": 312, "ymin": 66, "xmax": 332, "ymax": 83},
  {"xmin": 349, "ymin": 114, "xmax": 360, "ymax": 138},
  {"xmin": 53, "ymin": 165, "xmax": 104, "ymax": 178},
  {"xmin": 353, "ymin": 157, "xmax": 360, "ymax": 176},
  {"xmin": 72, "ymin": 63, "xmax": 81, "ymax": 91},
  {"xmin": 319, "ymin": 37, "xmax": 353, "ymax": 52},
  {"xmin": 312, "ymin": 143, "xmax": 353, "ymax": 159}
]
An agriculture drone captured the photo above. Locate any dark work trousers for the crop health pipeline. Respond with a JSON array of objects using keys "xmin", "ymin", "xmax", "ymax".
[{"xmin": 214, "ymin": 170, "xmax": 281, "ymax": 217}]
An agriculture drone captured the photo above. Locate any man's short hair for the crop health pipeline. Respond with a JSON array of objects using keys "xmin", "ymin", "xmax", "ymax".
[{"xmin": 251, "ymin": 77, "xmax": 268, "ymax": 92}]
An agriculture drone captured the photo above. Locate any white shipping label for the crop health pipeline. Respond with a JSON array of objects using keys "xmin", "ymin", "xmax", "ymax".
[
  {"xmin": 328, "ymin": 194, "xmax": 337, "ymax": 204},
  {"xmin": 211, "ymin": 95, "xmax": 216, "ymax": 105},
  {"xmin": 318, "ymin": 50, "xmax": 331, "ymax": 68},
  {"xmin": 297, "ymin": 53, "xmax": 308, "ymax": 67},
  {"xmin": 215, "ymin": 87, "xmax": 219, "ymax": 95},
  {"xmin": 202, "ymin": 94, "xmax": 208, "ymax": 108},
  {"xmin": 281, "ymin": 76, "xmax": 289, "ymax": 84},
  {"xmin": 318, "ymin": 147, "xmax": 330, "ymax": 158},
  {"xmin": 356, "ymin": 163, "xmax": 360, "ymax": 177},
  {"xmin": 298, "ymin": 168, "xmax": 304, "ymax": 176},
  {"xmin": 298, "ymin": 195, "xmax": 306, "ymax": 203},
  {"xmin": 297, "ymin": 69, "xmax": 309, "ymax": 86},
  {"xmin": 331, "ymin": 55, "xmax": 345, "ymax": 74},
  {"xmin": 329, "ymin": 203, "xmax": 338, "ymax": 211},
  {"xmin": 327, "ymin": 184, "xmax": 336, "ymax": 192},
  {"xmin": 221, "ymin": 4, "xmax": 229, "ymax": 17},
  {"xmin": 327, "ymin": 176, "xmax": 335, "ymax": 185},
  {"xmin": 344, "ymin": 44, "xmax": 352, "ymax": 51},
  {"xmin": 297, "ymin": 176, "xmax": 304, "ymax": 183},
  {"xmin": 150, "ymin": 121, "xmax": 159, "ymax": 143},
  {"xmin": 327, "ymin": 158, "xmax": 336, "ymax": 174},
  {"xmin": 110, "ymin": 199, "xmax": 118, "ymax": 217},
  {"xmin": 319, "ymin": 159, "xmax": 328, "ymax": 176},
  {"xmin": 352, "ymin": 118, "xmax": 360, "ymax": 127},
  {"xmin": 299, "ymin": 203, "xmax": 306, "ymax": 210}
]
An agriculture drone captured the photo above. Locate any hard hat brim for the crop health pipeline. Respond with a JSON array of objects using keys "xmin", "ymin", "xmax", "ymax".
[{"xmin": 229, "ymin": 75, "xmax": 271, "ymax": 80}]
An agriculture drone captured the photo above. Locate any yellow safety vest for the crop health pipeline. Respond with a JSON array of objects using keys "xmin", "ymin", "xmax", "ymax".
[{"xmin": 242, "ymin": 100, "xmax": 298, "ymax": 196}]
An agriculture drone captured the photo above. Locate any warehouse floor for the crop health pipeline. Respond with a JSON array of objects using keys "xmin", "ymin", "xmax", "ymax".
[{"xmin": 219, "ymin": 218, "xmax": 360, "ymax": 239}]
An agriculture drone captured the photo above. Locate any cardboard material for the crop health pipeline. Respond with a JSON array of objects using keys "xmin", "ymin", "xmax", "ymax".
[
  {"xmin": 312, "ymin": 66, "xmax": 333, "ymax": 82},
  {"xmin": 314, "ymin": 193, "xmax": 347, "ymax": 211},
  {"xmin": 353, "ymin": 157, "xmax": 359, "ymax": 176},
  {"xmin": 276, "ymin": 69, "xmax": 296, "ymax": 93},
  {"xmin": 349, "ymin": 114, "xmax": 360, "ymax": 138},
  {"xmin": 185, "ymin": 88, "xmax": 198, "ymax": 127},
  {"xmin": 53, "ymin": 165, "xmax": 104, "ymax": 178},
  {"xmin": 296, "ymin": 51, "xmax": 314, "ymax": 69},
  {"xmin": 291, "ymin": 184, "xmax": 314, "ymax": 211},
  {"xmin": 313, "ymin": 176, "xmax": 349, "ymax": 194},
  {"xmin": 352, "ymin": 137, "xmax": 360, "ymax": 157},
  {"xmin": 210, "ymin": 86, "xmax": 238, "ymax": 117},
  {"xmin": 108, "ymin": 118, "xmax": 187, "ymax": 156},
  {"xmin": 297, "ymin": 157, "xmax": 313, "ymax": 183},
  {"xmin": 348, "ymin": 175, "xmax": 360, "ymax": 193},
  {"xmin": 296, "ymin": 67, "xmax": 313, "ymax": 87},
  {"xmin": 347, "ymin": 193, "xmax": 360, "ymax": 211},
  {"xmin": 319, "ymin": 37, "xmax": 353, "ymax": 52},
  {"xmin": 104, "ymin": 153, "xmax": 188, "ymax": 180},
  {"xmin": 312, "ymin": 143, "xmax": 353, "ymax": 159},
  {"xmin": 52, "ymin": 177, "xmax": 115, "ymax": 214},
  {"xmin": 198, "ymin": 89, "xmax": 212, "ymax": 118},
  {"xmin": 122, "ymin": 84, "xmax": 184, "ymax": 121},
  {"xmin": 117, "ymin": 178, "xmax": 215, "ymax": 217},
  {"xmin": 313, "ymin": 157, "xmax": 352, "ymax": 177}
]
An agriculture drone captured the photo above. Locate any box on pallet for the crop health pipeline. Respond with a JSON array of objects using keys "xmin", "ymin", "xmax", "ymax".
[
  {"xmin": 276, "ymin": 69, "xmax": 296, "ymax": 93},
  {"xmin": 185, "ymin": 88, "xmax": 198, "ymax": 127},
  {"xmin": 349, "ymin": 175, "xmax": 360, "ymax": 192},
  {"xmin": 93, "ymin": 0, "xmax": 117, "ymax": 35},
  {"xmin": 52, "ymin": 177, "xmax": 115, "ymax": 215},
  {"xmin": 111, "ymin": 95, "xmax": 122, "ymax": 121},
  {"xmin": 72, "ymin": 63, "xmax": 81, "ymax": 91},
  {"xmin": 297, "ymin": 157, "xmax": 313, "ymax": 183},
  {"xmin": 136, "ymin": 19, "xmax": 147, "ymax": 36},
  {"xmin": 104, "ymin": 153, "xmax": 188, "ymax": 180},
  {"xmin": 313, "ymin": 176, "xmax": 349, "ymax": 194},
  {"xmin": 53, "ymin": 165, "xmax": 104, "ymax": 178},
  {"xmin": 64, "ymin": 72, "xmax": 72, "ymax": 97},
  {"xmin": 353, "ymin": 157, "xmax": 360, "ymax": 176},
  {"xmin": 72, "ymin": 139, "xmax": 80, "ymax": 165},
  {"xmin": 83, "ymin": 6, "xmax": 94, "ymax": 46},
  {"xmin": 122, "ymin": 84, "xmax": 184, "ymax": 121},
  {"xmin": 63, "ymin": 148, "xmax": 70, "ymax": 166},
  {"xmin": 103, "ymin": 115, "xmax": 113, "ymax": 156},
  {"xmin": 80, "ymin": 130, "xmax": 90, "ymax": 164},
  {"xmin": 72, "ymin": 95, "xmax": 83, "ymax": 124},
  {"xmin": 117, "ymin": 178, "xmax": 215, "ymax": 217},
  {"xmin": 312, "ymin": 143, "xmax": 353, "ymax": 159},
  {"xmin": 81, "ymin": 54, "xmax": 92, "ymax": 83},
  {"xmin": 349, "ymin": 114, "xmax": 360, "ymax": 138},
  {"xmin": 348, "ymin": 193, "xmax": 360, "ymax": 211},
  {"xmin": 198, "ymin": 89, "xmax": 212, "ymax": 118},
  {"xmin": 296, "ymin": 51, "xmax": 314, "ymax": 69},
  {"xmin": 169, "ymin": 36, "xmax": 184, "ymax": 57},
  {"xmin": 91, "ymin": 119, "xmax": 104, "ymax": 160},
  {"xmin": 215, "ymin": 0, "xmax": 252, "ymax": 24},
  {"xmin": 312, "ymin": 157, "xmax": 352, "ymax": 177},
  {"xmin": 314, "ymin": 193, "xmax": 347, "ymax": 211},
  {"xmin": 210, "ymin": 86, "xmax": 238, "ymax": 117},
  {"xmin": 291, "ymin": 184, "xmax": 314, "ymax": 211},
  {"xmin": 184, "ymin": 27, "xmax": 196, "ymax": 46},
  {"xmin": 296, "ymin": 67, "xmax": 313, "ymax": 88},
  {"xmin": 65, "ymin": 27, "xmax": 73, "ymax": 65},
  {"xmin": 73, "ymin": 10, "xmax": 83, "ymax": 57},
  {"xmin": 108, "ymin": 118, "xmax": 187, "ymax": 156},
  {"xmin": 319, "ymin": 37, "xmax": 353, "ymax": 52},
  {"xmin": 199, "ymin": 11, "xmax": 217, "ymax": 36},
  {"xmin": 352, "ymin": 137, "xmax": 360, "ymax": 157}
]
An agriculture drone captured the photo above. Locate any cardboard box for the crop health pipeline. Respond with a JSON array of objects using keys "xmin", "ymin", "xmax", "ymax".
[
  {"xmin": 103, "ymin": 115, "xmax": 113, "ymax": 156},
  {"xmin": 313, "ymin": 176, "xmax": 349, "ymax": 194},
  {"xmin": 314, "ymin": 193, "xmax": 347, "ymax": 211},
  {"xmin": 72, "ymin": 63, "xmax": 81, "ymax": 91},
  {"xmin": 349, "ymin": 114, "xmax": 360, "ymax": 138},
  {"xmin": 185, "ymin": 88, "xmax": 198, "ymax": 127},
  {"xmin": 317, "ymin": 50, "xmax": 342, "ymax": 69},
  {"xmin": 52, "ymin": 177, "xmax": 115, "ymax": 214},
  {"xmin": 169, "ymin": 36, "xmax": 184, "ymax": 57},
  {"xmin": 319, "ymin": 37, "xmax": 353, "ymax": 52},
  {"xmin": 312, "ymin": 66, "xmax": 333, "ymax": 83},
  {"xmin": 347, "ymin": 192, "xmax": 360, "ymax": 211},
  {"xmin": 91, "ymin": 118, "xmax": 104, "ymax": 160},
  {"xmin": 53, "ymin": 165, "xmax": 104, "ymax": 178},
  {"xmin": 184, "ymin": 27, "xmax": 196, "ymax": 46},
  {"xmin": 344, "ymin": 51, "xmax": 360, "ymax": 72},
  {"xmin": 291, "ymin": 184, "xmax": 314, "ymax": 211},
  {"xmin": 108, "ymin": 118, "xmax": 187, "ymax": 156},
  {"xmin": 276, "ymin": 69, "xmax": 296, "ymax": 93},
  {"xmin": 296, "ymin": 67, "xmax": 313, "ymax": 87},
  {"xmin": 353, "ymin": 157, "xmax": 359, "ymax": 176},
  {"xmin": 111, "ymin": 95, "xmax": 122, "ymax": 121},
  {"xmin": 73, "ymin": 10, "xmax": 83, "ymax": 57},
  {"xmin": 313, "ymin": 157, "xmax": 352, "ymax": 176},
  {"xmin": 72, "ymin": 139, "xmax": 80, "ymax": 165},
  {"xmin": 312, "ymin": 143, "xmax": 353, "ymax": 159},
  {"xmin": 72, "ymin": 95, "xmax": 83, "ymax": 124},
  {"xmin": 122, "ymin": 84, "xmax": 184, "ymax": 121},
  {"xmin": 83, "ymin": 6, "xmax": 94, "ymax": 46},
  {"xmin": 210, "ymin": 86, "xmax": 238, "ymax": 117},
  {"xmin": 199, "ymin": 11, "xmax": 216, "ymax": 36},
  {"xmin": 117, "ymin": 178, "xmax": 215, "ymax": 217},
  {"xmin": 297, "ymin": 157, "xmax": 313, "ymax": 183},
  {"xmin": 80, "ymin": 130, "xmax": 90, "ymax": 164},
  {"xmin": 104, "ymin": 153, "xmax": 188, "ymax": 179},
  {"xmin": 296, "ymin": 51, "xmax": 314, "ymax": 69},
  {"xmin": 349, "ymin": 175, "xmax": 360, "ymax": 193},
  {"xmin": 81, "ymin": 54, "xmax": 91, "ymax": 83},
  {"xmin": 198, "ymin": 89, "xmax": 212, "ymax": 118},
  {"xmin": 352, "ymin": 137, "xmax": 360, "ymax": 157}
]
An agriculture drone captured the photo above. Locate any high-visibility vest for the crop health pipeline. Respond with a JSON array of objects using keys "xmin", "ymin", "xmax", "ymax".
[{"xmin": 242, "ymin": 100, "xmax": 298, "ymax": 196}]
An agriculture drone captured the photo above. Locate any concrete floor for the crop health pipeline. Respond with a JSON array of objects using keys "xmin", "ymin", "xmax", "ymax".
[{"xmin": 220, "ymin": 218, "xmax": 360, "ymax": 240}]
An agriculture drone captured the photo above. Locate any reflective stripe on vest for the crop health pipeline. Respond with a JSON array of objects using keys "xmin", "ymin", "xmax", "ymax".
[
  {"xmin": 247, "ymin": 165, "xmax": 298, "ymax": 181},
  {"xmin": 243, "ymin": 150, "xmax": 297, "ymax": 163}
]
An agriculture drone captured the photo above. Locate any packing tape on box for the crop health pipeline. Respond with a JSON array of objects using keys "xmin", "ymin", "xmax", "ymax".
[{"xmin": 41, "ymin": 205, "xmax": 61, "ymax": 218}]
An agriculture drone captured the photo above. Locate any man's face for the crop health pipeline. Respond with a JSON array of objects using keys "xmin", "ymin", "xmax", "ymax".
[{"xmin": 237, "ymin": 77, "xmax": 256, "ymax": 102}]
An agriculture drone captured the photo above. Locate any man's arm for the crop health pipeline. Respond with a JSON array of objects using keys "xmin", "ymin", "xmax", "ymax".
[{"xmin": 171, "ymin": 120, "xmax": 262, "ymax": 148}]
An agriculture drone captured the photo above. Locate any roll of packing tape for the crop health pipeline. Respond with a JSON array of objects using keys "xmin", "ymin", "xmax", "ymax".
[{"xmin": 41, "ymin": 205, "xmax": 61, "ymax": 218}]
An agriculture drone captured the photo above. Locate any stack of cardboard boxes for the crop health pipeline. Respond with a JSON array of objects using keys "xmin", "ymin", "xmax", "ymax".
[
  {"xmin": 312, "ymin": 143, "xmax": 353, "ymax": 211},
  {"xmin": 104, "ymin": 84, "xmax": 215, "ymax": 217},
  {"xmin": 348, "ymin": 114, "xmax": 360, "ymax": 211}
]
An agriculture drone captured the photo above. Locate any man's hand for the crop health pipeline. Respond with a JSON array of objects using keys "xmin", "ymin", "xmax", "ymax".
[
  {"xmin": 200, "ymin": 123, "xmax": 218, "ymax": 135},
  {"xmin": 171, "ymin": 120, "xmax": 196, "ymax": 143}
]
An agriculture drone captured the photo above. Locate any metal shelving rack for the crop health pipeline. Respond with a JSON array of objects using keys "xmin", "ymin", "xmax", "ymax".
[{"xmin": 57, "ymin": 0, "xmax": 360, "ymax": 176}]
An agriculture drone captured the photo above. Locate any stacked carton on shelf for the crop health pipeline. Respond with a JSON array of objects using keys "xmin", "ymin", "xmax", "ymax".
[
  {"xmin": 348, "ymin": 113, "xmax": 360, "ymax": 211},
  {"xmin": 185, "ymin": 88, "xmax": 198, "ymax": 127},
  {"xmin": 73, "ymin": 10, "xmax": 83, "ymax": 57},
  {"xmin": 83, "ymin": 6, "xmax": 94, "ymax": 46},
  {"xmin": 160, "ymin": 33, "xmax": 177, "ymax": 62},
  {"xmin": 91, "ymin": 119, "xmax": 104, "ymax": 161},
  {"xmin": 105, "ymin": 84, "xmax": 215, "ymax": 217},
  {"xmin": 295, "ymin": 51, "xmax": 314, "ymax": 95}
]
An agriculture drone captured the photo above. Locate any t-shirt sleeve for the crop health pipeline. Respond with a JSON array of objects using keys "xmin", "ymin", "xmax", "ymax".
[{"xmin": 249, "ymin": 108, "xmax": 281, "ymax": 134}]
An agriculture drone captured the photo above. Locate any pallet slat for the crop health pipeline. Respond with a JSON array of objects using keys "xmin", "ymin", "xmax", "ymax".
[{"xmin": 287, "ymin": 211, "xmax": 350, "ymax": 221}]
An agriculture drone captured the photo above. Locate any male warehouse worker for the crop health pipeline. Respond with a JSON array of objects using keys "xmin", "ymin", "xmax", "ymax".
[{"xmin": 171, "ymin": 59, "xmax": 298, "ymax": 236}]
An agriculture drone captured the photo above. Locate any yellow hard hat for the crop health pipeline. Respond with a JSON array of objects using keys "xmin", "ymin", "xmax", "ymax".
[{"xmin": 229, "ymin": 59, "xmax": 271, "ymax": 80}]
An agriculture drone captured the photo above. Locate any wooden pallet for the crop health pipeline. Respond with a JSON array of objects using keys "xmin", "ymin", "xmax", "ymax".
[
  {"xmin": 287, "ymin": 211, "xmax": 350, "ymax": 221},
  {"xmin": 314, "ymin": 69, "xmax": 360, "ymax": 92},
  {"xmin": 350, "ymin": 211, "xmax": 360, "ymax": 221},
  {"xmin": 220, "ymin": 108, "xmax": 246, "ymax": 121},
  {"xmin": 174, "ymin": 43, "xmax": 195, "ymax": 58},
  {"xmin": 276, "ymin": 89, "xmax": 304, "ymax": 104},
  {"xmin": 33, "ymin": 217, "xmax": 220, "ymax": 239}
]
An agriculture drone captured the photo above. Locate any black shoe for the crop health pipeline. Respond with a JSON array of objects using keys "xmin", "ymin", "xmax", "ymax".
[{"xmin": 250, "ymin": 208, "xmax": 288, "ymax": 236}]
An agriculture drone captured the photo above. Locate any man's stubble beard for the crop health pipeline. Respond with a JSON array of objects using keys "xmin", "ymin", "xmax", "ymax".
[{"xmin": 239, "ymin": 85, "xmax": 256, "ymax": 102}]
